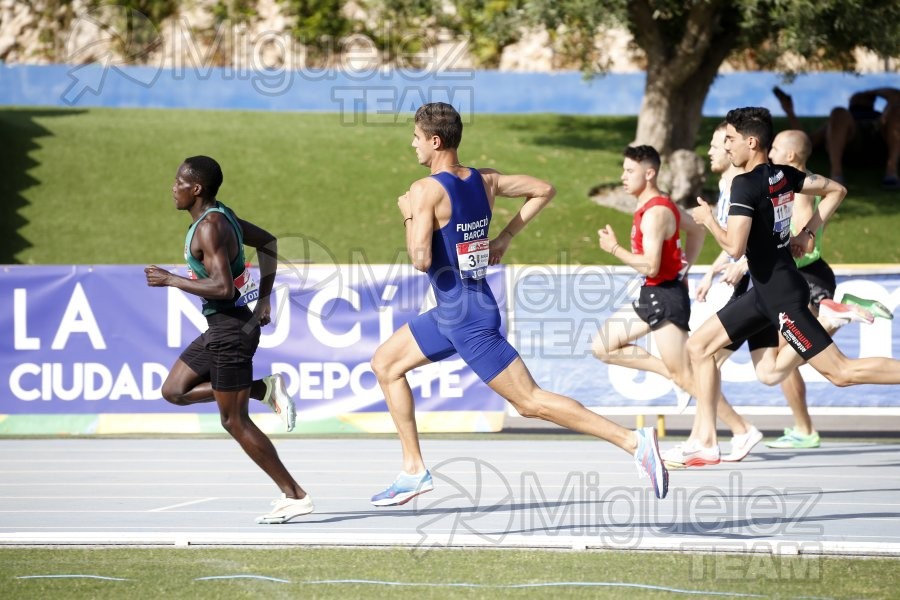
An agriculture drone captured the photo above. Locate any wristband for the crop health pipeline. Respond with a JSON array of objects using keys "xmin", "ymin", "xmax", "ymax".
[
  {"xmin": 611, "ymin": 243, "xmax": 620, "ymax": 257},
  {"xmin": 801, "ymin": 226, "xmax": 816, "ymax": 240},
  {"xmin": 403, "ymin": 217, "xmax": 413, "ymax": 226}
]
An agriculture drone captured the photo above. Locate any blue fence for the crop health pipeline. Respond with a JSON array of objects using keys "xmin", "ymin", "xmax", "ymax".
[{"xmin": 1, "ymin": 63, "xmax": 897, "ymax": 115}]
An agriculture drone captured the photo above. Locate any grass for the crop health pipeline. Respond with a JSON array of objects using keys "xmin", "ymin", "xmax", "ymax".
[
  {"xmin": 3, "ymin": 107, "xmax": 898, "ymax": 266},
  {"xmin": 3, "ymin": 547, "xmax": 900, "ymax": 599}
]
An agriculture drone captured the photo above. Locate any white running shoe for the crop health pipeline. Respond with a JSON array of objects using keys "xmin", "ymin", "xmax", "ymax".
[
  {"xmin": 255, "ymin": 493, "xmax": 314, "ymax": 524},
  {"xmin": 261, "ymin": 373, "xmax": 296, "ymax": 432},
  {"xmin": 662, "ymin": 440, "xmax": 721, "ymax": 468},
  {"xmin": 722, "ymin": 426, "xmax": 763, "ymax": 462}
]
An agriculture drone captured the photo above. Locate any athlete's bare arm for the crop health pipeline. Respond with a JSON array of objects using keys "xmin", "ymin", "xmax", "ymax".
[
  {"xmin": 401, "ymin": 178, "xmax": 443, "ymax": 272},
  {"xmin": 693, "ymin": 197, "xmax": 752, "ymax": 259},
  {"xmin": 678, "ymin": 205, "xmax": 706, "ymax": 268},
  {"xmin": 602, "ymin": 206, "xmax": 672, "ymax": 277},
  {"xmin": 793, "ymin": 173, "xmax": 847, "ymax": 251},
  {"xmin": 145, "ymin": 214, "xmax": 236, "ymax": 300},
  {"xmin": 238, "ymin": 217, "xmax": 277, "ymax": 326},
  {"xmin": 478, "ymin": 168, "xmax": 556, "ymax": 265}
]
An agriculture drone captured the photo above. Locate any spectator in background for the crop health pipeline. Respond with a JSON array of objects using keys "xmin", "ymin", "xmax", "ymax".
[{"xmin": 773, "ymin": 86, "xmax": 900, "ymax": 190}]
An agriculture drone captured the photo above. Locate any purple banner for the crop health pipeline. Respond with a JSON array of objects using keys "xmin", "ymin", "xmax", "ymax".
[{"xmin": 0, "ymin": 264, "xmax": 510, "ymax": 416}]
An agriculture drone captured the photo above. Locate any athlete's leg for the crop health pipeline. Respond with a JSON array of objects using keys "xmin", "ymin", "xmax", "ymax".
[
  {"xmin": 371, "ymin": 324, "xmax": 433, "ymax": 475},
  {"xmin": 591, "ymin": 305, "xmax": 665, "ymax": 377},
  {"xmin": 161, "ymin": 359, "xmax": 268, "ymax": 405},
  {"xmin": 825, "ymin": 106, "xmax": 857, "ymax": 180},
  {"xmin": 685, "ymin": 314, "xmax": 735, "ymax": 447},
  {"xmin": 808, "ymin": 344, "xmax": 900, "ymax": 386},
  {"xmin": 882, "ymin": 99, "xmax": 900, "ymax": 183},
  {"xmin": 776, "ymin": 333, "xmax": 815, "ymax": 435},
  {"xmin": 748, "ymin": 312, "xmax": 848, "ymax": 386},
  {"xmin": 488, "ymin": 357, "xmax": 636, "ymax": 453},
  {"xmin": 215, "ymin": 386, "xmax": 307, "ymax": 499},
  {"xmin": 650, "ymin": 322, "xmax": 693, "ymax": 392},
  {"xmin": 706, "ymin": 346, "xmax": 757, "ymax": 437}
]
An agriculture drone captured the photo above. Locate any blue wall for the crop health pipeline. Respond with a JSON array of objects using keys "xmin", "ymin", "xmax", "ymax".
[{"xmin": 1, "ymin": 63, "xmax": 897, "ymax": 116}]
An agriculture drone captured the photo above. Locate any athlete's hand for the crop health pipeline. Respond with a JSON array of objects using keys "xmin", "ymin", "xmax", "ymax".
[
  {"xmin": 253, "ymin": 295, "xmax": 272, "ymax": 327},
  {"xmin": 789, "ymin": 231, "xmax": 813, "ymax": 257},
  {"xmin": 144, "ymin": 265, "xmax": 173, "ymax": 287},
  {"xmin": 397, "ymin": 191, "xmax": 412, "ymax": 219},
  {"xmin": 489, "ymin": 233, "xmax": 511, "ymax": 265},
  {"xmin": 695, "ymin": 274, "xmax": 713, "ymax": 302},
  {"xmin": 597, "ymin": 225, "xmax": 619, "ymax": 254},
  {"xmin": 720, "ymin": 260, "xmax": 747, "ymax": 286},
  {"xmin": 692, "ymin": 198, "xmax": 713, "ymax": 227}
]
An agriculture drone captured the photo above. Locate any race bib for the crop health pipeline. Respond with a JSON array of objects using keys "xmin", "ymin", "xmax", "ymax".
[
  {"xmin": 772, "ymin": 191, "xmax": 794, "ymax": 233},
  {"xmin": 456, "ymin": 240, "xmax": 489, "ymax": 280},
  {"xmin": 232, "ymin": 267, "xmax": 260, "ymax": 306}
]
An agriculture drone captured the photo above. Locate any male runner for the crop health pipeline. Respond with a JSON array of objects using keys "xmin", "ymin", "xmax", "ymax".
[
  {"xmin": 145, "ymin": 156, "xmax": 308, "ymax": 524},
  {"xmin": 370, "ymin": 102, "xmax": 668, "ymax": 504},
  {"xmin": 685, "ymin": 107, "xmax": 900, "ymax": 454}
]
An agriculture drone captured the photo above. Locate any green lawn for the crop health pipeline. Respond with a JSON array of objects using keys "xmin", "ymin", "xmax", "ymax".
[
  {"xmin": 3, "ymin": 108, "xmax": 898, "ymax": 266},
  {"xmin": 3, "ymin": 547, "xmax": 899, "ymax": 599}
]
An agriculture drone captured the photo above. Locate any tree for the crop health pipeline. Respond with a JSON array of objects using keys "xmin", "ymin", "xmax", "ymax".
[
  {"xmin": 523, "ymin": 0, "xmax": 900, "ymax": 157},
  {"xmin": 371, "ymin": 1, "xmax": 898, "ymax": 154}
]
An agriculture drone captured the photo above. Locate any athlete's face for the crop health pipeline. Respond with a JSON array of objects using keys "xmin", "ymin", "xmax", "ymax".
[
  {"xmin": 172, "ymin": 164, "xmax": 197, "ymax": 211},
  {"xmin": 708, "ymin": 128, "xmax": 730, "ymax": 174},
  {"xmin": 411, "ymin": 124, "xmax": 437, "ymax": 167},
  {"xmin": 724, "ymin": 124, "xmax": 751, "ymax": 169},
  {"xmin": 768, "ymin": 133, "xmax": 790, "ymax": 165},
  {"xmin": 621, "ymin": 157, "xmax": 649, "ymax": 196}
]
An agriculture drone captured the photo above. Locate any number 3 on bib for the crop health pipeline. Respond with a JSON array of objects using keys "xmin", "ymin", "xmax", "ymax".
[{"xmin": 456, "ymin": 240, "xmax": 489, "ymax": 280}]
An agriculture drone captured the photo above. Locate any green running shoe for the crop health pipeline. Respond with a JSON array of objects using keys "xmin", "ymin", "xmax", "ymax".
[
  {"xmin": 765, "ymin": 427, "xmax": 820, "ymax": 449},
  {"xmin": 840, "ymin": 293, "xmax": 894, "ymax": 320}
]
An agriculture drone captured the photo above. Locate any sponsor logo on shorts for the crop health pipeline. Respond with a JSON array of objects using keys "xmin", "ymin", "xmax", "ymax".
[{"xmin": 778, "ymin": 311, "xmax": 812, "ymax": 352}]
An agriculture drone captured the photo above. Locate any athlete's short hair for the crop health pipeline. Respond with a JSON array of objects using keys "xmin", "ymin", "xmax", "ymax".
[
  {"xmin": 182, "ymin": 155, "xmax": 223, "ymax": 198},
  {"xmin": 623, "ymin": 145, "xmax": 661, "ymax": 171},
  {"xmin": 415, "ymin": 102, "xmax": 463, "ymax": 149},
  {"xmin": 726, "ymin": 107, "xmax": 774, "ymax": 151}
]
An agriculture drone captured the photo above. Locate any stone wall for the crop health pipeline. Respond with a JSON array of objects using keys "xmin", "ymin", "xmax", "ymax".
[{"xmin": 2, "ymin": 1, "xmax": 894, "ymax": 73}]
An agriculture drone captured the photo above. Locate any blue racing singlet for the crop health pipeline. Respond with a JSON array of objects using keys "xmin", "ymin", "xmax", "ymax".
[
  {"xmin": 407, "ymin": 168, "xmax": 519, "ymax": 383},
  {"xmin": 427, "ymin": 170, "xmax": 492, "ymax": 300}
]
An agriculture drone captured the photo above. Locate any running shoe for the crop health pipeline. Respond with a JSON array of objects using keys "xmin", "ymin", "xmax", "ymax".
[
  {"xmin": 662, "ymin": 440, "xmax": 721, "ymax": 468},
  {"xmin": 261, "ymin": 373, "xmax": 296, "ymax": 432},
  {"xmin": 255, "ymin": 493, "xmax": 314, "ymax": 524},
  {"xmin": 765, "ymin": 427, "xmax": 820, "ymax": 449},
  {"xmin": 633, "ymin": 427, "xmax": 668, "ymax": 499},
  {"xmin": 721, "ymin": 426, "xmax": 763, "ymax": 462},
  {"xmin": 371, "ymin": 470, "xmax": 434, "ymax": 506},
  {"xmin": 819, "ymin": 298, "xmax": 874, "ymax": 326},
  {"xmin": 839, "ymin": 293, "xmax": 894, "ymax": 321}
]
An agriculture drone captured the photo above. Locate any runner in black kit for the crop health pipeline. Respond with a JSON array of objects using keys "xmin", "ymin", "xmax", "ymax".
[{"xmin": 685, "ymin": 107, "xmax": 900, "ymax": 454}]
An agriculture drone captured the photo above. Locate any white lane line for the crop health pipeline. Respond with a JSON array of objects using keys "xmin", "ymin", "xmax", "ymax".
[{"xmin": 149, "ymin": 497, "xmax": 218, "ymax": 512}]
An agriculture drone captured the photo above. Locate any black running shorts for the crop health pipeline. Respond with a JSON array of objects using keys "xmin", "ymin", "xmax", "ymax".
[
  {"xmin": 179, "ymin": 307, "xmax": 261, "ymax": 391},
  {"xmin": 632, "ymin": 279, "xmax": 691, "ymax": 332}
]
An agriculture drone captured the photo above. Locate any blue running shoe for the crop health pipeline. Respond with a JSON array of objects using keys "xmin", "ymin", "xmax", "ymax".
[
  {"xmin": 371, "ymin": 470, "xmax": 434, "ymax": 507},
  {"xmin": 634, "ymin": 427, "xmax": 669, "ymax": 499}
]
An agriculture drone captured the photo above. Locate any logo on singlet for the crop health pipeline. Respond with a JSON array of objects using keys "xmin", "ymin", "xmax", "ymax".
[{"xmin": 778, "ymin": 311, "xmax": 812, "ymax": 353}]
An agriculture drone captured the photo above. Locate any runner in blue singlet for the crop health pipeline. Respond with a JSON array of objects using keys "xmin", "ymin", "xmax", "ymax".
[{"xmin": 369, "ymin": 102, "xmax": 669, "ymax": 506}]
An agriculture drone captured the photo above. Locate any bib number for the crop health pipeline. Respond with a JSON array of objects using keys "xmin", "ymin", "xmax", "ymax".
[
  {"xmin": 456, "ymin": 240, "xmax": 489, "ymax": 280},
  {"xmin": 772, "ymin": 191, "xmax": 794, "ymax": 233},
  {"xmin": 232, "ymin": 268, "xmax": 260, "ymax": 306}
]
